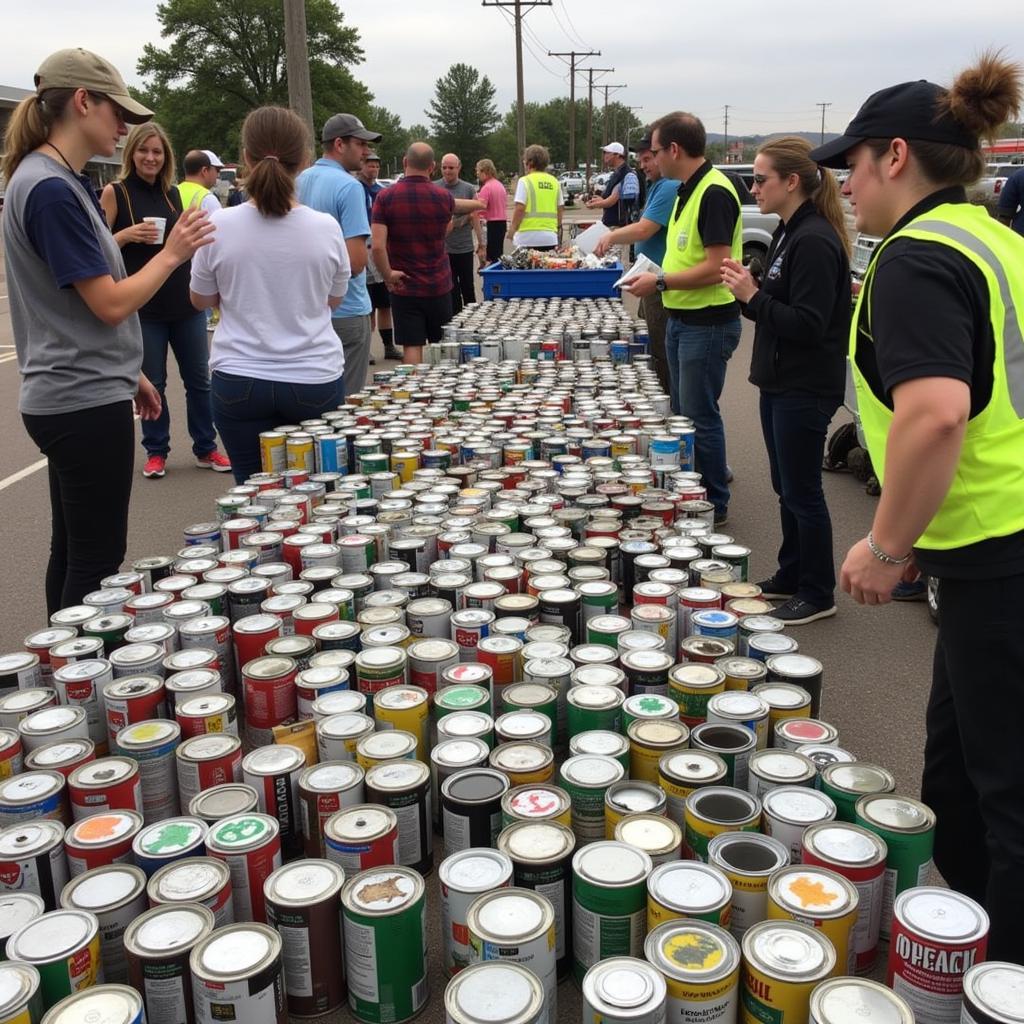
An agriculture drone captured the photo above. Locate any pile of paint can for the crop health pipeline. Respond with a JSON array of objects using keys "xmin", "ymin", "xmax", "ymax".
[{"xmin": 0, "ymin": 339, "xmax": 1019, "ymax": 1024}]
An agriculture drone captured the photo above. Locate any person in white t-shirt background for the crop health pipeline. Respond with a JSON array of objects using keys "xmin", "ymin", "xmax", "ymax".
[{"xmin": 190, "ymin": 106, "xmax": 350, "ymax": 483}]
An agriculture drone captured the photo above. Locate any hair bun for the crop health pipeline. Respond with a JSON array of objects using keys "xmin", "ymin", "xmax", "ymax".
[{"xmin": 944, "ymin": 50, "xmax": 1023, "ymax": 138}]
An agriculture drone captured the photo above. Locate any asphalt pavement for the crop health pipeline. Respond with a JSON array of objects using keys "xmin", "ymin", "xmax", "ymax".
[{"xmin": 0, "ymin": 207, "xmax": 936, "ymax": 1022}]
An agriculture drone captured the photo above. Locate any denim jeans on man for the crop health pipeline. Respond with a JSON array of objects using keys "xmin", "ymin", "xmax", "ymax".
[
  {"xmin": 665, "ymin": 317, "xmax": 741, "ymax": 514},
  {"xmin": 212, "ymin": 371, "xmax": 344, "ymax": 483},
  {"xmin": 759, "ymin": 390, "xmax": 841, "ymax": 607},
  {"xmin": 140, "ymin": 312, "xmax": 217, "ymax": 457}
]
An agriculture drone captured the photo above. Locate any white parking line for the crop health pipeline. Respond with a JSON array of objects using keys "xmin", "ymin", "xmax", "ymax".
[{"xmin": 0, "ymin": 458, "xmax": 48, "ymax": 493}]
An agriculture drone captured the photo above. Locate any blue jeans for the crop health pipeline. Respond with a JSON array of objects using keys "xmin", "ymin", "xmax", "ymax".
[
  {"xmin": 212, "ymin": 372, "xmax": 344, "ymax": 483},
  {"xmin": 665, "ymin": 317, "xmax": 741, "ymax": 513},
  {"xmin": 760, "ymin": 390, "xmax": 841, "ymax": 606},
  {"xmin": 140, "ymin": 313, "xmax": 217, "ymax": 458}
]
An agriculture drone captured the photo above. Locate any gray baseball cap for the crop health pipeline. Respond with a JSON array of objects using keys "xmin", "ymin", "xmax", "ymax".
[{"xmin": 322, "ymin": 113, "xmax": 382, "ymax": 143}]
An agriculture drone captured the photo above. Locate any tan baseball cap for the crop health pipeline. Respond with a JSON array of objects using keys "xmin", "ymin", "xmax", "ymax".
[{"xmin": 35, "ymin": 48, "xmax": 153, "ymax": 123}]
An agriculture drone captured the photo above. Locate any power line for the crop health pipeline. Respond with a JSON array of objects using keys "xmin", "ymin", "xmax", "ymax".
[
  {"xmin": 549, "ymin": 50, "xmax": 600, "ymax": 171},
  {"xmin": 583, "ymin": 67, "xmax": 614, "ymax": 183},
  {"xmin": 557, "ymin": 0, "xmax": 589, "ymax": 48}
]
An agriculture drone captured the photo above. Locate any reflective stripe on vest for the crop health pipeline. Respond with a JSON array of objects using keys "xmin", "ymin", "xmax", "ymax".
[
  {"xmin": 177, "ymin": 180, "xmax": 210, "ymax": 209},
  {"xmin": 851, "ymin": 202, "xmax": 1024, "ymax": 550},
  {"xmin": 520, "ymin": 172, "xmax": 559, "ymax": 233},
  {"xmin": 661, "ymin": 166, "xmax": 742, "ymax": 311}
]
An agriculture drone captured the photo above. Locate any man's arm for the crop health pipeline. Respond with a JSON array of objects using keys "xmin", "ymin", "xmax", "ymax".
[
  {"xmin": 371, "ymin": 221, "xmax": 405, "ymax": 288},
  {"xmin": 454, "ymin": 198, "xmax": 485, "ymax": 215},
  {"xmin": 595, "ymin": 218, "xmax": 661, "ymax": 255},
  {"xmin": 587, "ymin": 186, "xmax": 620, "ymax": 209},
  {"xmin": 346, "ymin": 236, "xmax": 368, "ymax": 276}
]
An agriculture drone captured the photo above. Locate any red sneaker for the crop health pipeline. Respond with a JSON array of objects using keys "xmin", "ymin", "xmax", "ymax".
[
  {"xmin": 143, "ymin": 455, "xmax": 166, "ymax": 479},
  {"xmin": 195, "ymin": 450, "xmax": 232, "ymax": 473}
]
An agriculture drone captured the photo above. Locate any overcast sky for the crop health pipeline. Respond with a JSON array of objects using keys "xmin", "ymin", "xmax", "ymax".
[{"xmin": 3, "ymin": 1, "xmax": 1022, "ymax": 139}]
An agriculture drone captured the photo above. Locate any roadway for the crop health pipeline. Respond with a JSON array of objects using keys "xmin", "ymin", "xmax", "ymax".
[{"xmin": 0, "ymin": 207, "xmax": 935, "ymax": 1020}]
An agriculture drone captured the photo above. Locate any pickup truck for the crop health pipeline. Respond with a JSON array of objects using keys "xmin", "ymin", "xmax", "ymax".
[{"xmin": 558, "ymin": 171, "xmax": 585, "ymax": 196}]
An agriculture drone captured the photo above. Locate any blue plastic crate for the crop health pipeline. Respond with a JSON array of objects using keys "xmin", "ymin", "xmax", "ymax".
[{"xmin": 480, "ymin": 262, "xmax": 623, "ymax": 300}]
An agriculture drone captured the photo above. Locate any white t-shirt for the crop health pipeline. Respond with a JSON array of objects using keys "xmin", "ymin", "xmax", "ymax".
[
  {"xmin": 200, "ymin": 192, "xmax": 222, "ymax": 216},
  {"xmin": 512, "ymin": 177, "xmax": 566, "ymax": 248},
  {"xmin": 191, "ymin": 203, "xmax": 350, "ymax": 383}
]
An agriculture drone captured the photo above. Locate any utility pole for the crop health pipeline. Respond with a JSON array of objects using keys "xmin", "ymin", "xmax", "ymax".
[
  {"xmin": 549, "ymin": 50, "xmax": 599, "ymax": 172},
  {"xmin": 283, "ymin": 0, "xmax": 314, "ymax": 150},
  {"xmin": 584, "ymin": 67, "xmax": 614, "ymax": 186},
  {"xmin": 483, "ymin": 0, "xmax": 553, "ymax": 159},
  {"xmin": 723, "ymin": 104, "xmax": 731, "ymax": 164},
  {"xmin": 816, "ymin": 102, "xmax": 832, "ymax": 145},
  {"xmin": 600, "ymin": 84, "xmax": 626, "ymax": 147}
]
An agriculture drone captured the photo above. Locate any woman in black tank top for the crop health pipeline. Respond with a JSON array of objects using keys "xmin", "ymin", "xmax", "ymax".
[{"xmin": 100, "ymin": 122, "xmax": 230, "ymax": 479}]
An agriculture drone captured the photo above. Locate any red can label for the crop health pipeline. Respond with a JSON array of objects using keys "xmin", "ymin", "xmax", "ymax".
[
  {"xmin": 356, "ymin": 672, "xmax": 404, "ymax": 697},
  {"xmin": 69, "ymin": 772, "xmax": 144, "ymax": 820},
  {"xmin": 887, "ymin": 919, "xmax": 985, "ymax": 1016},
  {"xmin": 209, "ymin": 839, "xmax": 281, "ymax": 924},
  {"xmin": 326, "ymin": 823, "xmax": 399, "ymax": 873},
  {"xmin": 244, "ymin": 672, "xmax": 298, "ymax": 731}
]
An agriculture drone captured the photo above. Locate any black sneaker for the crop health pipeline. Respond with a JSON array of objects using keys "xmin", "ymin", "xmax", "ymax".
[
  {"xmin": 383, "ymin": 348, "xmax": 403, "ymax": 361},
  {"xmin": 713, "ymin": 510, "xmax": 729, "ymax": 528},
  {"xmin": 755, "ymin": 577, "xmax": 797, "ymax": 600},
  {"xmin": 772, "ymin": 597, "xmax": 837, "ymax": 625}
]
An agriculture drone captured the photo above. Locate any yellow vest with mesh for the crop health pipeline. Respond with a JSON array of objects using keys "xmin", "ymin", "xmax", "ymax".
[
  {"xmin": 520, "ymin": 172, "xmax": 560, "ymax": 233},
  {"xmin": 177, "ymin": 180, "xmax": 211, "ymax": 209},
  {"xmin": 662, "ymin": 166, "xmax": 742, "ymax": 311},
  {"xmin": 851, "ymin": 202, "xmax": 1024, "ymax": 550}
]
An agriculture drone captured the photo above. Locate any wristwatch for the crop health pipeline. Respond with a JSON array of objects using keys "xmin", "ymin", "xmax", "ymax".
[{"xmin": 655, "ymin": 272, "xmax": 667, "ymax": 292}]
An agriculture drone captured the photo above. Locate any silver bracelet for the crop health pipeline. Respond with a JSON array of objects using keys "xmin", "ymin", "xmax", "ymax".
[{"xmin": 867, "ymin": 531, "xmax": 912, "ymax": 566}]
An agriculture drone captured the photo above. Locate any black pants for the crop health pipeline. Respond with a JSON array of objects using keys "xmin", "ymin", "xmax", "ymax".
[
  {"xmin": 922, "ymin": 572, "xmax": 1024, "ymax": 963},
  {"xmin": 759, "ymin": 391, "xmax": 841, "ymax": 606},
  {"xmin": 448, "ymin": 251, "xmax": 476, "ymax": 317},
  {"xmin": 485, "ymin": 221, "xmax": 507, "ymax": 264},
  {"xmin": 23, "ymin": 401, "xmax": 135, "ymax": 615}
]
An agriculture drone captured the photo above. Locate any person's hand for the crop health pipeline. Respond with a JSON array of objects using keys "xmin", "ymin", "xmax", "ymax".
[
  {"xmin": 840, "ymin": 538, "xmax": 908, "ymax": 605},
  {"xmin": 585, "ymin": 197, "xmax": 600, "ymax": 209},
  {"xmin": 593, "ymin": 234, "xmax": 614, "ymax": 257},
  {"xmin": 622, "ymin": 272, "xmax": 657, "ymax": 298},
  {"xmin": 721, "ymin": 258, "xmax": 758, "ymax": 303},
  {"xmin": 163, "ymin": 208, "xmax": 215, "ymax": 264},
  {"xmin": 386, "ymin": 269, "xmax": 407, "ymax": 290},
  {"xmin": 122, "ymin": 222, "xmax": 160, "ymax": 245},
  {"xmin": 135, "ymin": 374, "xmax": 162, "ymax": 421}
]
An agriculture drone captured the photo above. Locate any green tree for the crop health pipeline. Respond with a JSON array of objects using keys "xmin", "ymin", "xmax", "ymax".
[
  {"xmin": 137, "ymin": 0, "xmax": 370, "ymax": 164},
  {"xmin": 426, "ymin": 64, "xmax": 499, "ymax": 172},
  {"xmin": 366, "ymin": 105, "xmax": 408, "ymax": 177}
]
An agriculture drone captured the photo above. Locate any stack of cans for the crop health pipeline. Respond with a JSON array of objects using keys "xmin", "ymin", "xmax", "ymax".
[{"xmin": 0, "ymin": 331, "xmax": 1016, "ymax": 1024}]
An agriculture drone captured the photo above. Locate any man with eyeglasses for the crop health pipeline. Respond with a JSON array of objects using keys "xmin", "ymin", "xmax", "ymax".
[{"xmin": 624, "ymin": 112, "xmax": 743, "ymax": 528}]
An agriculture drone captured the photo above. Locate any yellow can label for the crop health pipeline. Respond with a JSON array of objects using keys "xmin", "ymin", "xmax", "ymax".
[
  {"xmin": 647, "ymin": 893, "xmax": 732, "ymax": 932},
  {"xmin": 375, "ymin": 705, "xmax": 429, "ymax": 759},
  {"xmin": 604, "ymin": 803, "xmax": 626, "ymax": 840},
  {"xmin": 506, "ymin": 764, "xmax": 555, "ymax": 787},
  {"xmin": 767, "ymin": 705, "xmax": 810, "ymax": 733},
  {"xmin": 259, "ymin": 435, "xmax": 285, "ymax": 474},
  {"xmin": 723, "ymin": 673, "xmax": 750, "ymax": 691},
  {"xmin": 0, "ymin": 758, "xmax": 16, "ymax": 781},
  {"xmin": 390, "ymin": 455, "xmax": 419, "ymax": 483},
  {"xmin": 1, "ymin": 1009, "xmax": 33, "ymax": 1024},
  {"xmin": 685, "ymin": 813, "xmax": 759, "ymax": 863},
  {"xmin": 628, "ymin": 743, "xmax": 663, "ymax": 784},
  {"xmin": 741, "ymin": 963, "xmax": 814, "ymax": 1022}
]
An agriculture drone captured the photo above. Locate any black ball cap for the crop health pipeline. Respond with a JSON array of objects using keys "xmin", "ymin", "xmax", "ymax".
[{"xmin": 809, "ymin": 79, "xmax": 978, "ymax": 168}]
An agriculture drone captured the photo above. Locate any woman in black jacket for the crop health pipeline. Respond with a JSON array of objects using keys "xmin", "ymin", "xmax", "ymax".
[{"xmin": 721, "ymin": 136, "xmax": 851, "ymax": 624}]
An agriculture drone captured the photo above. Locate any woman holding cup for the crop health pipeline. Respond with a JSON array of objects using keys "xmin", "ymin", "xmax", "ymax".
[
  {"xmin": 101, "ymin": 123, "xmax": 231, "ymax": 479},
  {"xmin": 1, "ymin": 48, "xmax": 214, "ymax": 614}
]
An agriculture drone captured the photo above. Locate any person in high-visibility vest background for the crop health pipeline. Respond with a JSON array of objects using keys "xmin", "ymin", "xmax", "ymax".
[
  {"xmin": 813, "ymin": 52, "xmax": 1024, "ymax": 962},
  {"xmin": 509, "ymin": 144, "xmax": 564, "ymax": 252}
]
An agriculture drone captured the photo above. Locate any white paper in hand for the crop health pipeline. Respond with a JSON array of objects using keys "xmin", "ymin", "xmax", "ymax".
[
  {"xmin": 574, "ymin": 221, "xmax": 611, "ymax": 255},
  {"xmin": 615, "ymin": 253, "xmax": 663, "ymax": 289}
]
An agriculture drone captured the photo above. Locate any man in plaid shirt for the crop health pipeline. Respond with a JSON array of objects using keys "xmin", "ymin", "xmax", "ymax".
[{"xmin": 371, "ymin": 143, "xmax": 484, "ymax": 363}]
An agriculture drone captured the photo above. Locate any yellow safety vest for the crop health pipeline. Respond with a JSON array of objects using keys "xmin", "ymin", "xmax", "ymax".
[
  {"xmin": 177, "ymin": 180, "xmax": 211, "ymax": 209},
  {"xmin": 662, "ymin": 165, "xmax": 742, "ymax": 311},
  {"xmin": 520, "ymin": 172, "xmax": 560, "ymax": 234},
  {"xmin": 851, "ymin": 201, "xmax": 1024, "ymax": 550}
]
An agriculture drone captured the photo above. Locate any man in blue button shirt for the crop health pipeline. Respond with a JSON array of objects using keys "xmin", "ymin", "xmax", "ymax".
[
  {"xmin": 297, "ymin": 113, "xmax": 382, "ymax": 396},
  {"xmin": 595, "ymin": 130, "xmax": 680, "ymax": 394},
  {"xmin": 997, "ymin": 165, "xmax": 1024, "ymax": 236}
]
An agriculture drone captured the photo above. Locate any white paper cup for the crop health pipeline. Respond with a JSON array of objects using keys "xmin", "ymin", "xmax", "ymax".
[{"xmin": 143, "ymin": 217, "xmax": 166, "ymax": 244}]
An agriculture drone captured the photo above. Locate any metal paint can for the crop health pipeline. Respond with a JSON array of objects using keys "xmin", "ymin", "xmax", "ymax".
[
  {"xmin": 960, "ymin": 961, "xmax": 1024, "ymax": 1024},
  {"xmin": 24, "ymin": 736, "xmax": 94, "ymax": 779},
  {"xmin": 614, "ymin": 814, "xmax": 683, "ymax": 867},
  {"xmin": 500, "ymin": 784, "xmax": 572, "ymax": 829},
  {"xmin": 706, "ymin": 692, "xmax": 770, "ymax": 751},
  {"xmin": 188, "ymin": 784, "xmax": 259, "ymax": 825},
  {"xmin": 242, "ymin": 745, "xmax": 305, "ymax": 860},
  {"xmin": 489, "ymin": 742, "xmax": 554, "ymax": 787},
  {"xmin": 801, "ymin": 821, "xmax": 887, "ymax": 974},
  {"xmin": 0, "ymin": 771, "xmax": 67, "ymax": 827},
  {"xmin": 114, "ymin": 720, "xmax": 180, "ymax": 823},
  {"xmin": 645, "ymin": 919, "xmax": 740, "ymax": 1024},
  {"xmin": 5, "ymin": 909, "xmax": 101, "ymax": 1011},
  {"xmin": 767, "ymin": 864, "xmax": 859, "ymax": 978},
  {"xmin": 746, "ymin": 749, "xmax": 817, "ymax": 799},
  {"xmin": 364, "ymin": 760, "xmax": 433, "ymax": 875},
  {"xmin": 467, "ymin": 888, "xmax": 557, "ymax": 1024},
  {"xmin": 52, "ymin": 660, "xmax": 112, "ymax": 755},
  {"xmin": 67, "ymin": 756, "xmax": 143, "ymax": 821},
  {"xmin": 175, "ymin": 734, "xmax": 243, "ymax": 812},
  {"xmin": 373, "ymin": 686, "xmax": 430, "ymax": 760},
  {"xmin": 0, "ymin": 956, "xmax": 42, "ymax": 1023},
  {"xmin": 760, "ymin": 786, "xmax": 837, "ymax": 863},
  {"xmin": 887, "ymin": 887, "xmax": 988, "ymax": 1022},
  {"xmin": 340, "ymin": 866, "xmax": 428, "ymax": 1024},
  {"xmin": 204, "ymin": 813, "xmax": 282, "ymax": 924},
  {"xmin": 242, "ymin": 657, "xmax": 298, "ymax": 745},
  {"xmin": 707, "ymin": 832, "xmax": 789, "ymax": 939},
  {"xmin": 190, "ymin": 922, "xmax": 286, "ymax": 1024},
  {"xmin": 444, "ymin": 961, "xmax": 544, "ymax": 1024},
  {"xmin": 324, "ymin": 805, "xmax": 399, "ymax": 874},
  {"xmin": 131, "ymin": 817, "xmax": 207, "ymax": 878},
  {"xmin": 175, "ymin": 694, "xmax": 237, "ymax": 739},
  {"xmin": 571, "ymin": 840, "xmax": 652, "ymax": 982},
  {"xmin": 497, "ymin": 820, "xmax": 575, "ymax": 977},
  {"xmin": 808, "ymin": 977, "xmax": 914, "ymax": 1024},
  {"xmin": 60, "ymin": 863, "xmax": 148, "ymax": 983},
  {"xmin": 494, "ymin": 711, "xmax": 552, "ymax": 748},
  {"xmin": 146, "ymin": 856, "xmax": 234, "ymax": 928},
  {"xmin": 298, "ymin": 761, "xmax": 365, "ymax": 858},
  {"xmin": 355, "ymin": 730, "xmax": 418, "ymax": 770},
  {"xmin": 668, "ymin": 664, "xmax": 726, "ymax": 728},
  {"xmin": 627, "ymin": 720, "xmax": 690, "ymax": 784},
  {"xmin": 683, "ymin": 787, "xmax": 761, "ymax": 863},
  {"xmin": 773, "ymin": 718, "xmax": 839, "ymax": 753},
  {"xmin": 103, "ymin": 677, "xmax": 166, "ymax": 749},
  {"xmin": 604, "ymin": 781, "xmax": 667, "ymax": 841},
  {"xmin": 560, "ymin": 755, "xmax": 625, "ymax": 846},
  {"xmin": 819, "ymin": 763, "xmax": 895, "ymax": 823},
  {"xmin": 431, "ymin": 740, "xmax": 491, "ymax": 833},
  {"xmin": 263, "ymin": 858, "xmax": 346, "ymax": 1016},
  {"xmin": 740, "ymin": 920, "xmax": 836, "ymax": 1023},
  {"xmin": 441, "ymin": 768, "xmax": 509, "ymax": 857},
  {"xmin": 0, "ymin": 821, "xmax": 68, "ymax": 911},
  {"xmin": 689, "ymin": 723, "xmax": 758, "ymax": 790},
  {"xmin": 646, "ymin": 860, "xmax": 732, "ymax": 931},
  {"xmin": 854, "ymin": 794, "xmax": 936, "ymax": 942},
  {"xmin": 316, "ymin": 712, "xmax": 375, "ymax": 763},
  {"xmin": 18, "ymin": 708, "xmax": 89, "ymax": 756},
  {"xmin": 621, "ymin": 694, "xmax": 679, "ymax": 732}
]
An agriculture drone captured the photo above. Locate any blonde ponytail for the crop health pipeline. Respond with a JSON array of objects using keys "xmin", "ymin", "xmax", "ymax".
[{"xmin": 1, "ymin": 90, "xmax": 74, "ymax": 181}]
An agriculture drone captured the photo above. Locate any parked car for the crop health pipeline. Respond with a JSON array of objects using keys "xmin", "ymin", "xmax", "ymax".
[{"xmin": 558, "ymin": 171, "xmax": 585, "ymax": 196}]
